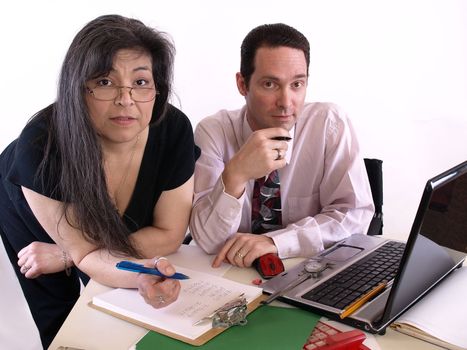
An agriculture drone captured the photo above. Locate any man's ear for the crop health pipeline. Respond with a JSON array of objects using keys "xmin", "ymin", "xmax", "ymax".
[{"xmin": 236, "ymin": 72, "xmax": 248, "ymax": 96}]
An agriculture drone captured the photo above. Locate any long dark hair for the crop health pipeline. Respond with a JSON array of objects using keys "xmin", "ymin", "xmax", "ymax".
[
  {"xmin": 240, "ymin": 23, "xmax": 310, "ymax": 87},
  {"xmin": 35, "ymin": 15, "xmax": 175, "ymax": 257}
]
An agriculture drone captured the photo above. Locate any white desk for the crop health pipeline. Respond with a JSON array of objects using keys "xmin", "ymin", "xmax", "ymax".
[{"xmin": 49, "ymin": 234, "xmax": 445, "ymax": 350}]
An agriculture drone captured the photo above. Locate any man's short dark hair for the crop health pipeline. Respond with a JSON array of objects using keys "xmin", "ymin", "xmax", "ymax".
[{"xmin": 240, "ymin": 23, "xmax": 310, "ymax": 87}]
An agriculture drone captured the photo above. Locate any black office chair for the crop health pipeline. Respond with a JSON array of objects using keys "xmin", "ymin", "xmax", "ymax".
[
  {"xmin": 364, "ymin": 158, "xmax": 383, "ymax": 235},
  {"xmin": 183, "ymin": 232, "xmax": 193, "ymax": 245}
]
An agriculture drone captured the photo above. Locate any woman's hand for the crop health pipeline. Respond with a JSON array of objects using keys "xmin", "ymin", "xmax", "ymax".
[
  {"xmin": 17, "ymin": 242, "xmax": 73, "ymax": 279},
  {"xmin": 137, "ymin": 257, "xmax": 181, "ymax": 308}
]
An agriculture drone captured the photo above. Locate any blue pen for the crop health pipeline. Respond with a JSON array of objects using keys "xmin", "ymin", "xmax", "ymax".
[{"xmin": 116, "ymin": 260, "xmax": 190, "ymax": 280}]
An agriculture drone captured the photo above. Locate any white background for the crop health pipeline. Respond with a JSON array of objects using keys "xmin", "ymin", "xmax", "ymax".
[
  {"xmin": 0, "ymin": 1, "xmax": 466, "ymax": 348},
  {"xmin": 1, "ymin": 0, "xmax": 466, "ymax": 237}
]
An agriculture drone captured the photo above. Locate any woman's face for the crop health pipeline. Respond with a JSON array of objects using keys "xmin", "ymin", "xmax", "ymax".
[{"xmin": 85, "ymin": 49, "xmax": 156, "ymax": 145}]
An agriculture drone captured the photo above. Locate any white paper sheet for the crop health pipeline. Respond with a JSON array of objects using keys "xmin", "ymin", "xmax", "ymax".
[
  {"xmin": 393, "ymin": 267, "xmax": 467, "ymax": 349},
  {"xmin": 92, "ymin": 266, "xmax": 262, "ymax": 340},
  {"xmin": 167, "ymin": 244, "xmax": 230, "ymax": 277}
]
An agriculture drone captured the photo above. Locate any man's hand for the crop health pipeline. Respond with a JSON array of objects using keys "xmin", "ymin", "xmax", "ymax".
[
  {"xmin": 17, "ymin": 242, "xmax": 72, "ymax": 279},
  {"xmin": 222, "ymin": 127, "xmax": 290, "ymax": 198},
  {"xmin": 212, "ymin": 233, "xmax": 278, "ymax": 268}
]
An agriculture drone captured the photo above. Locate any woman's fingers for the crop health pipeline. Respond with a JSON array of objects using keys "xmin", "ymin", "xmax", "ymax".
[{"xmin": 137, "ymin": 257, "xmax": 181, "ymax": 308}]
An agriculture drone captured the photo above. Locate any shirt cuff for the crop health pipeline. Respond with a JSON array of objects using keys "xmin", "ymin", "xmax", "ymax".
[
  {"xmin": 265, "ymin": 225, "xmax": 325, "ymax": 259},
  {"xmin": 265, "ymin": 229, "xmax": 301, "ymax": 259}
]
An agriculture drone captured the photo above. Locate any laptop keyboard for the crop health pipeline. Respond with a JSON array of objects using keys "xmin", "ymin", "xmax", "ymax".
[{"xmin": 301, "ymin": 241, "xmax": 406, "ymax": 310}]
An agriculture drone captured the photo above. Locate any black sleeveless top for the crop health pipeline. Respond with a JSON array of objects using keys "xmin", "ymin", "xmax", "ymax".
[{"xmin": 0, "ymin": 103, "xmax": 199, "ymax": 243}]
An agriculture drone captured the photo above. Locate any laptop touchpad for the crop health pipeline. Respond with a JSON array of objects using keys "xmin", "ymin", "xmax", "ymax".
[{"xmin": 322, "ymin": 245, "xmax": 363, "ymax": 262}]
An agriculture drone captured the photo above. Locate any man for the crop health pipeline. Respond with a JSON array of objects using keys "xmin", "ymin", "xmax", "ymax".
[{"xmin": 190, "ymin": 23, "xmax": 374, "ymax": 269}]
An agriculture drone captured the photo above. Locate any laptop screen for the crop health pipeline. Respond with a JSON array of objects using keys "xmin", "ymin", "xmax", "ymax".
[{"xmin": 381, "ymin": 161, "xmax": 467, "ymax": 324}]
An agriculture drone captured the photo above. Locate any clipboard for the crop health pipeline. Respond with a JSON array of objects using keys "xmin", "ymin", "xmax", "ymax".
[
  {"xmin": 90, "ymin": 293, "xmax": 266, "ymax": 346},
  {"xmin": 89, "ymin": 266, "xmax": 266, "ymax": 346},
  {"xmin": 130, "ymin": 305, "xmax": 321, "ymax": 349}
]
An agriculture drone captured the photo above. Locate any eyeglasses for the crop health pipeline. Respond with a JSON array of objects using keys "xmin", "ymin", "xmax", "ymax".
[{"xmin": 87, "ymin": 85, "xmax": 157, "ymax": 102}]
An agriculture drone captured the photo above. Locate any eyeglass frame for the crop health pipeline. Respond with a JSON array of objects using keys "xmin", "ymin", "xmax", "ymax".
[{"xmin": 86, "ymin": 85, "xmax": 158, "ymax": 103}]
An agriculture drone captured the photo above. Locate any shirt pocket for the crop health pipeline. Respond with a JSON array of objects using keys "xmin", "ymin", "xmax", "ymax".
[{"xmin": 286, "ymin": 194, "xmax": 320, "ymax": 223}]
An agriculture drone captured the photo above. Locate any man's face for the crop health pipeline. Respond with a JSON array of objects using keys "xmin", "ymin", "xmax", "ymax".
[{"xmin": 237, "ymin": 46, "xmax": 308, "ymax": 131}]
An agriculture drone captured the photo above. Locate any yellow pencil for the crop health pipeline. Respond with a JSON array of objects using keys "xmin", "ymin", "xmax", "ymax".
[{"xmin": 340, "ymin": 282, "xmax": 387, "ymax": 319}]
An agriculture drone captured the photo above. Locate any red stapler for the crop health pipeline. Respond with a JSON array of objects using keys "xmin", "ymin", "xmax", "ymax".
[{"xmin": 305, "ymin": 329, "xmax": 369, "ymax": 350}]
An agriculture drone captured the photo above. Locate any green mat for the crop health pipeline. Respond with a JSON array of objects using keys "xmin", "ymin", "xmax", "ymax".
[{"xmin": 135, "ymin": 305, "xmax": 320, "ymax": 349}]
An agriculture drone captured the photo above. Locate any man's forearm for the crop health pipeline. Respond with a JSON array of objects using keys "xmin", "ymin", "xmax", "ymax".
[{"xmin": 190, "ymin": 178, "xmax": 244, "ymax": 254}]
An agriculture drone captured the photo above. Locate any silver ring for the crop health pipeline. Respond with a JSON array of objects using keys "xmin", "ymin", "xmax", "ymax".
[
  {"xmin": 157, "ymin": 295, "xmax": 165, "ymax": 304},
  {"xmin": 154, "ymin": 256, "xmax": 168, "ymax": 268},
  {"xmin": 22, "ymin": 265, "xmax": 31, "ymax": 273},
  {"xmin": 235, "ymin": 251, "xmax": 244, "ymax": 259},
  {"xmin": 274, "ymin": 148, "xmax": 281, "ymax": 161}
]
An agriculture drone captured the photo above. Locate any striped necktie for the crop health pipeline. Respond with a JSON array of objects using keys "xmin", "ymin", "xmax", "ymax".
[{"xmin": 251, "ymin": 170, "xmax": 282, "ymax": 234}]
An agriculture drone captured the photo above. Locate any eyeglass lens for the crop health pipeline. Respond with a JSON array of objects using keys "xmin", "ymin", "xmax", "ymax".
[{"xmin": 90, "ymin": 86, "xmax": 156, "ymax": 102}]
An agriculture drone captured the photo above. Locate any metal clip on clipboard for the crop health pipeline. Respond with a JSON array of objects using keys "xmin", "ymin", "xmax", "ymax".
[{"xmin": 193, "ymin": 293, "xmax": 248, "ymax": 328}]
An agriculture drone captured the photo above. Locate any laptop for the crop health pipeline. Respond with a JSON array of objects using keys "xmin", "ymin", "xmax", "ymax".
[{"xmin": 262, "ymin": 160, "xmax": 467, "ymax": 334}]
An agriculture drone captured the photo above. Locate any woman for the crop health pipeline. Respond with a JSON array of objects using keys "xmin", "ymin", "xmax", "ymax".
[{"xmin": 0, "ymin": 15, "xmax": 198, "ymax": 348}]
